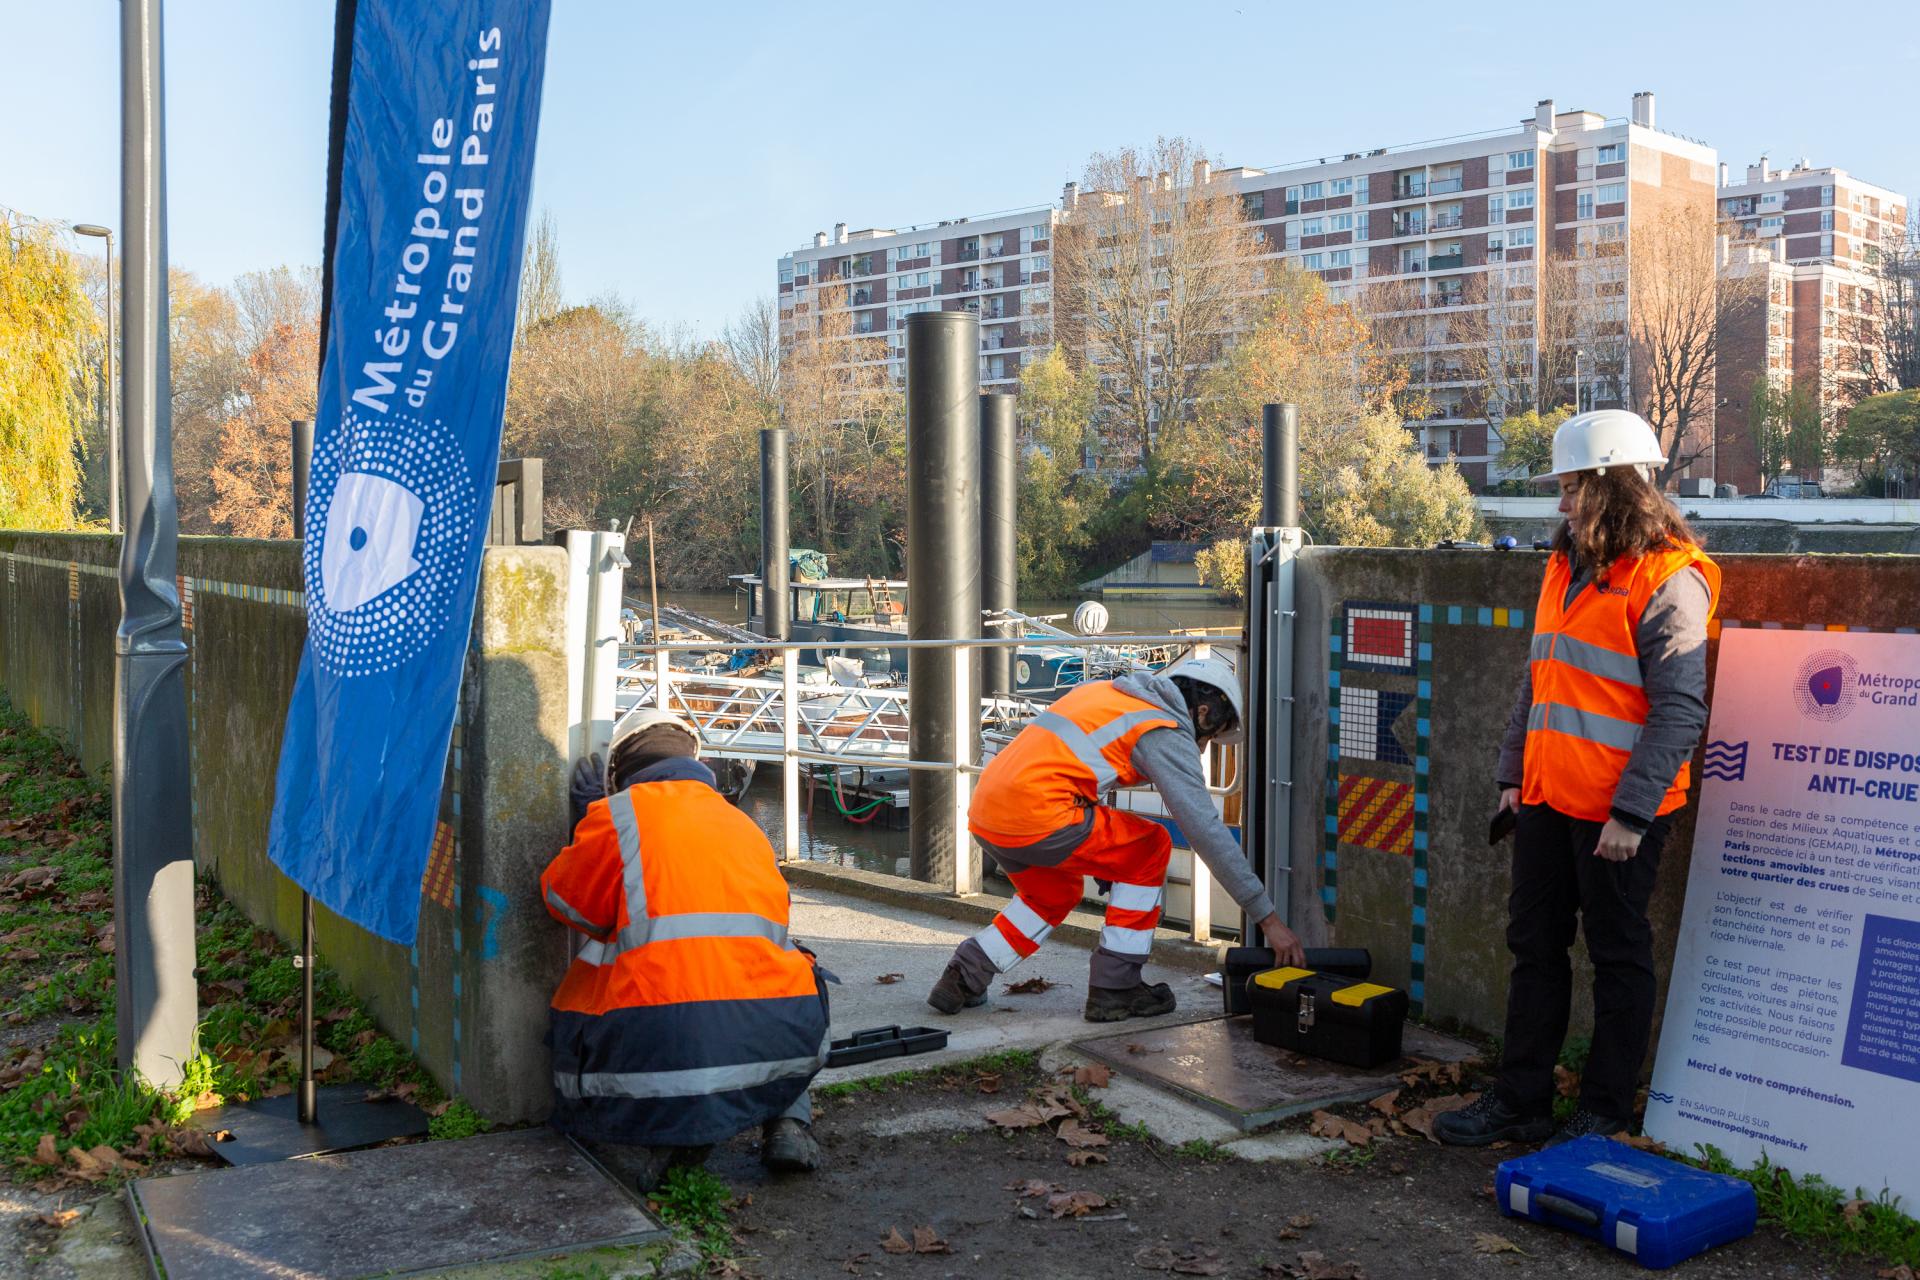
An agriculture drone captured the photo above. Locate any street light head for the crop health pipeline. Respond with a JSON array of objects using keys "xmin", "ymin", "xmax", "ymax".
[{"xmin": 73, "ymin": 224, "xmax": 112, "ymax": 239}]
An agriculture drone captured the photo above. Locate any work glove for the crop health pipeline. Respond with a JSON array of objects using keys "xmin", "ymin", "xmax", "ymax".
[{"xmin": 569, "ymin": 752, "xmax": 607, "ymax": 830}]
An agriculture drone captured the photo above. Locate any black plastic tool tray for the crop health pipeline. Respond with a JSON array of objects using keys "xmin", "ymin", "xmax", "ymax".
[{"xmin": 825, "ymin": 1024, "xmax": 948, "ymax": 1068}]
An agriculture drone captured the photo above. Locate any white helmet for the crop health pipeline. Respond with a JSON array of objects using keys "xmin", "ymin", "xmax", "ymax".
[
  {"xmin": 1163, "ymin": 649, "xmax": 1245, "ymax": 746},
  {"xmin": 1534, "ymin": 409, "xmax": 1666, "ymax": 481},
  {"xmin": 605, "ymin": 706, "xmax": 701, "ymax": 792}
]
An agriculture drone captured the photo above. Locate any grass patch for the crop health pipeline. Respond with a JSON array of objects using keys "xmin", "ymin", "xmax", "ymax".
[
  {"xmin": 1692, "ymin": 1145, "xmax": 1920, "ymax": 1267},
  {"xmin": 649, "ymin": 1165, "xmax": 736, "ymax": 1262},
  {"xmin": 0, "ymin": 696, "xmax": 484, "ymax": 1180},
  {"xmin": 1174, "ymin": 1138, "xmax": 1234, "ymax": 1163}
]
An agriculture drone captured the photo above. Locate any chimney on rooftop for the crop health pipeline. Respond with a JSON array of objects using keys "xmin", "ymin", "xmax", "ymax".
[
  {"xmin": 1718, "ymin": 161, "xmax": 1729, "ymax": 188},
  {"xmin": 1535, "ymin": 98, "xmax": 1555, "ymax": 133},
  {"xmin": 1193, "ymin": 159, "xmax": 1211, "ymax": 186},
  {"xmin": 1631, "ymin": 91, "xmax": 1655, "ymax": 129},
  {"xmin": 833, "ymin": 222, "xmax": 848, "ymax": 245},
  {"xmin": 814, "ymin": 231, "xmax": 827, "ymax": 248},
  {"xmin": 1748, "ymin": 157, "xmax": 1767, "ymax": 184},
  {"xmin": 1062, "ymin": 181, "xmax": 1079, "ymax": 209}
]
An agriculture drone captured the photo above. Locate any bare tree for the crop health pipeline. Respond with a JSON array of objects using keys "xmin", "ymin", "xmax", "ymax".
[
  {"xmin": 1051, "ymin": 138, "xmax": 1256, "ymax": 465},
  {"xmin": 723, "ymin": 295, "xmax": 782, "ymax": 411},
  {"xmin": 518, "ymin": 208, "xmax": 563, "ymax": 330},
  {"xmin": 502, "ymin": 300, "xmax": 651, "ymax": 528},
  {"xmin": 1538, "ymin": 246, "xmax": 1629, "ymax": 422},
  {"xmin": 1839, "ymin": 228, "xmax": 1920, "ymax": 395},
  {"xmin": 1630, "ymin": 208, "xmax": 1765, "ymax": 483}
]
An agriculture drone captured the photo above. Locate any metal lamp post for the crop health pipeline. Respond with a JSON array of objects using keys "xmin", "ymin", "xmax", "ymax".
[{"xmin": 74, "ymin": 223, "xmax": 118, "ymax": 534}]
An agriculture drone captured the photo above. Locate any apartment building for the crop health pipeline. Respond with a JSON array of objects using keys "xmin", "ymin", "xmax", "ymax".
[
  {"xmin": 1717, "ymin": 158, "xmax": 1906, "ymax": 269},
  {"xmin": 777, "ymin": 209, "xmax": 1057, "ymax": 394},
  {"xmin": 779, "ymin": 93, "xmax": 1905, "ymax": 491}
]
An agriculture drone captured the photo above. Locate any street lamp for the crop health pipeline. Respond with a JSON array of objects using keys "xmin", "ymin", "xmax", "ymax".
[{"xmin": 73, "ymin": 223, "xmax": 118, "ymax": 534}]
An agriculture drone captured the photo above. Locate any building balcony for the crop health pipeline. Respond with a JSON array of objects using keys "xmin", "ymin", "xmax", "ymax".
[
  {"xmin": 954, "ymin": 248, "xmax": 981, "ymax": 261},
  {"xmin": 1431, "ymin": 213, "xmax": 1464, "ymax": 230},
  {"xmin": 1394, "ymin": 218, "xmax": 1427, "ymax": 236},
  {"xmin": 988, "ymin": 244, "xmax": 1013, "ymax": 257},
  {"xmin": 1429, "ymin": 177, "xmax": 1464, "ymax": 195},
  {"xmin": 1396, "ymin": 180, "xmax": 1427, "ymax": 199},
  {"xmin": 1401, "ymin": 259, "xmax": 1427, "ymax": 273},
  {"xmin": 1430, "ymin": 292, "xmax": 1465, "ymax": 308},
  {"xmin": 1428, "ymin": 252, "xmax": 1464, "ymax": 270},
  {"xmin": 851, "ymin": 291, "xmax": 873, "ymax": 306}
]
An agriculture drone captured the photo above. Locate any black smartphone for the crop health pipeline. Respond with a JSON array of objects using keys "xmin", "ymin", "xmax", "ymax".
[{"xmin": 1488, "ymin": 805, "xmax": 1518, "ymax": 845}]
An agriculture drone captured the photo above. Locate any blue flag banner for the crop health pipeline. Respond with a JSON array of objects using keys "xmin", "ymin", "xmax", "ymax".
[{"xmin": 268, "ymin": 0, "xmax": 552, "ymax": 944}]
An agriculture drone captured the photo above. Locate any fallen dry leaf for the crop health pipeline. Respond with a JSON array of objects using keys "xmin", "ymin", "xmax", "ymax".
[
  {"xmin": 1295, "ymin": 1252, "xmax": 1367, "ymax": 1280},
  {"xmin": 66, "ymin": 1144, "xmax": 139, "ymax": 1182},
  {"xmin": 1007, "ymin": 1178, "xmax": 1061, "ymax": 1199},
  {"xmin": 1875, "ymin": 1266, "xmax": 1916, "ymax": 1280},
  {"xmin": 975, "ymin": 1072, "xmax": 1002, "ymax": 1095},
  {"xmin": 842, "ymin": 1251, "xmax": 871, "ymax": 1275},
  {"xmin": 1398, "ymin": 1108, "xmax": 1436, "ymax": 1141},
  {"xmin": 1472, "ymin": 1233, "xmax": 1525, "ymax": 1255},
  {"xmin": 1844, "ymin": 1199, "xmax": 1870, "ymax": 1230},
  {"xmin": 1170, "ymin": 1248, "xmax": 1225, "ymax": 1276},
  {"xmin": 910, "ymin": 1225, "xmax": 951, "ymax": 1254},
  {"xmin": 169, "ymin": 1128, "xmax": 219, "ymax": 1159},
  {"xmin": 1044, "ymin": 1189, "xmax": 1109, "ymax": 1219},
  {"xmin": 1288, "ymin": 1213, "xmax": 1314, "ymax": 1229},
  {"xmin": 1423, "ymin": 1092, "xmax": 1479, "ymax": 1116},
  {"xmin": 1003, "ymin": 976, "xmax": 1056, "ymax": 995},
  {"xmin": 94, "ymin": 924, "xmax": 114, "ymax": 954},
  {"xmin": 1073, "ymin": 1063, "xmax": 1112, "ymax": 1089},
  {"xmin": 1366, "ymin": 1090, "xmax": 1399, "ymax": 1118},
  {"xmin": 34, "ymin": 1209, "xmax": 83, "ymax": 1230},
  {"xmin": 874, "ymin": 973, "xmax": 904, "ymax": 985},
  {"xmin": 1057, "ymin": 1119, "xmax": 1110, "ymax": 1149},
  {"xmin": 1308, "ymin": 1110, "xmax": 1372, "ymax": 1147},
  {"xmin": 1614, "ymin": 1132, "xmax": 1666, "ymax": 1154},
  {"xmin": 879, "ymin": 1227, "xmax": 912, "ymax": 1255},
  {"xmin": 1124, "ymin": 1041, "xmax": 1164, "ymax": 1055},
  {"xmin": 985, "ymin": 1102, "xmax": 1057, "ymax": 1130},
  {"xmin": 31, "ymin": 1134, "xmax": 60, "ymax": 1167},
  {"xmin": 1066, "ymin": 1149, "xmax": 1109, "ymax": 1167}
]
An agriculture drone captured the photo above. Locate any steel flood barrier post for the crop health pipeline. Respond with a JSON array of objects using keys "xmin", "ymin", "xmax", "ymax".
[{"xmin": 978, "ymin": 392, "xmax": 1017, "ymax": 701}]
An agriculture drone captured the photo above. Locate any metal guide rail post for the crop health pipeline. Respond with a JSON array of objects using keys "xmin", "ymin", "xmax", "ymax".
[
  {"xmin": 1243, "ymin": 528, "xmax": 1301, "ymax": 938},
  {"xmin": 622, "ymin": 633, "xmax": 1245, "ymax": 939}
]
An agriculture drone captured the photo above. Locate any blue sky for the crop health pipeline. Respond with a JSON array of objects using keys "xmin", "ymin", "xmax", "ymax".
[{"xmin": 5, "ymin": 1, "xmax": 1915, "ymax": 339}]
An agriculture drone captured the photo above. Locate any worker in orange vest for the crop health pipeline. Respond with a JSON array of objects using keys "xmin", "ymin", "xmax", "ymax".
[
  {"xmin": 1438, "ymin": 410, "xmax": 1718, "ymax": 1149},
  {"xmin": 929, "ymin": 650, "xmax": 1304, "ymax": 1022},
  {"xmin": 544, "ymin": 709, "xmax": 830, "ymax": 1188}
]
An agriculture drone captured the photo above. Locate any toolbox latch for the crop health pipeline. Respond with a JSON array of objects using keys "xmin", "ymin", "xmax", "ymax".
[{"xmin": 1297, "ymin": 991, "xmax": 1316, "ymax": 1034}]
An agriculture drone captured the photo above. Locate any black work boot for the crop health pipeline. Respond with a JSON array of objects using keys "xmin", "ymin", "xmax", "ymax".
[
  {"xmin": 1544, "ymin": 1107, "xmax": 1632, "ymax": 1147},
  {"xmin": 761, "ymin": 1117, "xmax": 822, "ymax": 1173},
  {"xmin": 926, "ymin": 962, "xmax": 987, "ymax": 1015},
  {"xmin": 1432, "ymin": 1093, "xmax": 1553, "ymax": 1147},
  {"xmin": 1084, "ymin": 981, "xmax": 1176, "ymax": 1023}
]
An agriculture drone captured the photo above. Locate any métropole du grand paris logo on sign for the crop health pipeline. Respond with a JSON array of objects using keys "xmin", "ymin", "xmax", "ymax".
[
  {"xmin": 1791, "ymin": 646, "xmax": 1920, "ymax": 721},
  {"xmin": 302, "ymin": 408, "xmax": 475, "ymax": 678}
]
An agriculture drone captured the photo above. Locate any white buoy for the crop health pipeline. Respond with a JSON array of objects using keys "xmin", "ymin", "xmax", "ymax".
[{"xmin": 1072, "ymin": 600, "xmax": 1110, "ymax": 636}]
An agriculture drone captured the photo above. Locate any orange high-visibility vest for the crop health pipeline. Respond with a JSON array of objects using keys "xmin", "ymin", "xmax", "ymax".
[
  {"xmin": 1521, "ymin": 541, "xmax": 1720, "ymax": 822},
  {"xmin": 971, "ymin": 680, "xmax": 1180, "ymax": 843},
  {"xmin": 541, "ymin": 777, "xmax": 827, "ymax": 1147}
]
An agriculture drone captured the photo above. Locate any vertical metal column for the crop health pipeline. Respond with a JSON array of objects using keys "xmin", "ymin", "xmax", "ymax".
[
  {"xmin": 112, "ymin": 0, "xmax": 197, "ymax": 1088},
  {"xmin": 1262, "ymin": 403, "xmax": 1299, "ymax": 529},
  {"xmin": 760, "ymin": 427, "xmax": 790, "ymax": 641},
  {"xmin": 290, "ymin": 419, "xmax": 318, "ymax": 1124},
  {"xmin": 906, "ymin": 312, "xmax": 981, "ymax": 887},
  {"xmin": 978, "ymin": 393, "xmax": 1017, "ymax": 700}
]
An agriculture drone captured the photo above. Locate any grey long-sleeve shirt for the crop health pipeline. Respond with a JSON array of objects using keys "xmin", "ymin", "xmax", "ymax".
[
  {"xmin": 1495, "ymin": 558, "xmax": 1712, "ymax": 828},
  {"xmin": 1111, "ymin": 673, "xmax": 1278, "ymax": 924}
]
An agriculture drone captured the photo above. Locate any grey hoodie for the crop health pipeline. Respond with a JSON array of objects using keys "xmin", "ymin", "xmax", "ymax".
[{"xmin": 1111, "ymin": 672, "xmax": 1278, "ymax": 924}]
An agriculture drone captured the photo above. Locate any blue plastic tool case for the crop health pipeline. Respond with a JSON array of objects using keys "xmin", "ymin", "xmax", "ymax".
[{"xmin": 1496, "ymin": 1136, "xmax": 1756, "ymax": 1269}]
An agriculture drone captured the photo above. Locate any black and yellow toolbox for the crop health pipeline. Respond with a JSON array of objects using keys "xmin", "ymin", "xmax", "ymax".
[{"xmin": 1247, "ymin": 966, "xmax": 1409, "ymax": 1068}]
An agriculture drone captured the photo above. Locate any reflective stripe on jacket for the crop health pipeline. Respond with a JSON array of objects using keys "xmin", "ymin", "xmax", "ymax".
[
  {"xmin": 970, "ymin": 680, "xmax": 1180, "ymax": 849},
  {"xmin": 541, "ymin": 778, "xmax": 828, "ymax": 1147},
  {"xmin": 1521, "ymin": 541, "xmax": 1721, "ymax": 822}
]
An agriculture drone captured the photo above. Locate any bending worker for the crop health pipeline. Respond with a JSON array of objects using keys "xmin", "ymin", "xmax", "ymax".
[
  {"xmin": 929, "ymin": 651, "xmax": 1304, "ymax": 1022},
  {"xmin": 543, "ymin": 709, "xmax": 830, "ymax": 1186},
  {"xmin": 1438, "ymin": 410, "xmax": 1718, "ymax": 1148}
]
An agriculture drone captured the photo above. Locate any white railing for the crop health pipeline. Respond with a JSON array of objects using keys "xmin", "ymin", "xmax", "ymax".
[{"xmin": 615, "ymin": 632, "xmax": 1242, "ymax": 941}]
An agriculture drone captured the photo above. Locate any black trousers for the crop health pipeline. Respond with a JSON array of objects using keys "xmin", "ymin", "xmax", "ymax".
[{"xmin": 1494, "ymin": 803, "xmax": 1671, "ymax": 1122}]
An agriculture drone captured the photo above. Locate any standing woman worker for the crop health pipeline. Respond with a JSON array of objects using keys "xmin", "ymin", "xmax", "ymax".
[{"xmin": 1438, "ymin": 410, "xmax": 1719, "ymax": 1147}]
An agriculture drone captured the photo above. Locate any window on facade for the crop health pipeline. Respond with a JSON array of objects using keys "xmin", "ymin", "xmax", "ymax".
[
  {"xmin": 1330, "ymin": 249, "xmax": 1351, "ymax": 267},
  {"xmin": 779, "ymin": 264, "xmax": 794, "ymax": 284},
  {"xmin": 1331, "ymin": 213, "xmax": 1353, "ymax": 232},
  {"xmin": 1821, "ymin": 211, "xmax": 1834, "ymax": 230},
  {"xmin": 1487, "ymin": 234, "xmax": 1504, "ymax": 258},
  {"xmin": 1507, "ymin": 226, "xmax": 1535, "ymax": 248},
  {"xmin": 1821, "ymin": 186, "xmax": 1835, "ymax": 204},
  {"xmin": 1760, "ymin": 216, "xmax": 1784, "ymax": 232},
  {"xmin": 1507, "ymin": 150, "xmax": 1534, "ymax": 169},
  {"xmin": 1822, "ymin": 234, "xmax": 1835, "ymax": 256},
  {"xmin": 1507, "ymin": 189, "xmax": 1535, "ymax": 210},
  {"xmin": 1597, "ymin": 143, "xmax": 1623, "ymax": 164},
  {"xmin": 1303, "ymin": 253, "xmax": 1324, "ymax": 270},
  {"xmin": 1597, "ymin": 183, "xmax": 1626, "ymax": 204},
  {"xmin": 1284, "ymin": 185, "xmax": 1302, "ymax": 203},
  {"xmin": 1356, "ymin": 219, "xmax": 1370, "ymax": 242},
  {"xmin": 1332, "ymin": 177, "xmax": 1353, "ymax": 196},
  {"xmin": 1302, "ymin": 182, "xmax": 1324, "ymax": 200},
  {"xmin": 1029, "ymin": 225, "xmax": 1047, "ymax": 242},
  {"xmin": 1488, "ymin": 195, "xmax": 1504, "ymax": 224},
  {"xmin": 1577, "ymin": 191, "xmax": 1595, "ymax": 220},
  {"xmin": 1244, "ymin": 191, "xmax": 1266, "ymax": 219},
  {"xmin": 1303, "ymin": 218, "xmax": 1324, "ymax": 236}
]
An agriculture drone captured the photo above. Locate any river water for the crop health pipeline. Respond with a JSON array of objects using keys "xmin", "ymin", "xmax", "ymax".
[{"xmin": 652, "ymin": 589, "xmax": 1243, "ymax": 875}]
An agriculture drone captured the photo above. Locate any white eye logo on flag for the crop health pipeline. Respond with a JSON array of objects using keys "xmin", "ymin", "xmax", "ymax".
[
  {"xmin": 303, "ymin": 409, "xmax": 476, "ymax": 677},
  {"xmin": 321, "ymin": 473, "xmax": 423, "ymax": 612}
]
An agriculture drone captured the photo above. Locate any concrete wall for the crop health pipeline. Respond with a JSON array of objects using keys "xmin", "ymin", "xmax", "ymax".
[
  {"xmin": 1481, "ymin": 498, "xmax": 1920, "ymax": 556},
  {"xmin": 1288, "ymin": 547, "xmax": 1920, "ymax": 1048},
  {"xmin": 0, "ymin": 533, "xmax": 571, "ymax": 1123}
]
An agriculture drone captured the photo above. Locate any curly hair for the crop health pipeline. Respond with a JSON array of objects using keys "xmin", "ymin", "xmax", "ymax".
[{"xmin": 1550, "ymin": 466, "xmax": 1699, "ymax": 577}]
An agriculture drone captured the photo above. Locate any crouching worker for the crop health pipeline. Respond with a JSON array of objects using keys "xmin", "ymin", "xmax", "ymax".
[
  {"xmin": 929, "ymin": 651, "xmax": 1304, "ymax": 1022},
  {"xmin": 543, "ymin": 709, "xmax": 830, "ymax": 1188}
]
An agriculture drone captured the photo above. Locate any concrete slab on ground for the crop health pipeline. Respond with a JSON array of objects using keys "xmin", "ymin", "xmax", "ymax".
[
  {"xmin": 791, "ymin": 884, "xmax": 1215, "ymax": 1083},
  {"xmin": 128, "ymin": 1128, "xmax": 663, "ymax": 1280},
  {"xmin": 1075, "ymin": 1016, "xmax": 1480, "ymax": 1132}
]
